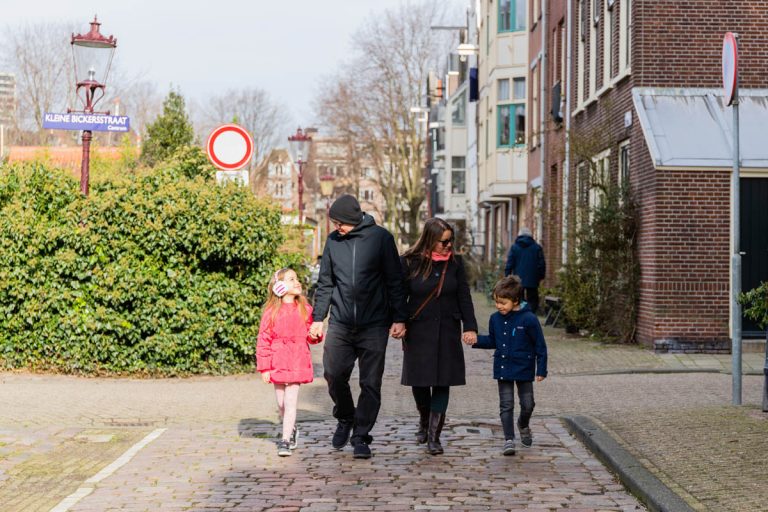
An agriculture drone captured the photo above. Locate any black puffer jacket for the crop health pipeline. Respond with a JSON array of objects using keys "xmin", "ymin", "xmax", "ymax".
[{"xmin": 312, "ymin": 214, "xmax": 408, "ymax": 328}]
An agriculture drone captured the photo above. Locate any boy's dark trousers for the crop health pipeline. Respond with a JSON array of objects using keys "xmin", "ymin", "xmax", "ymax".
[
  {"xmin": 498, "ymin": 380, "xmax": 535, "ymax": 440},
  {"xmin": 323, "ymin": 323, "xmax": 389, "ymax": 445}
]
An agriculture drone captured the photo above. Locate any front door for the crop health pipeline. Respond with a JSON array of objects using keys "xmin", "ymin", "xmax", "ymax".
[{"xmin": 741, "ymin": 177, "xmax": 768, "ymax": 337}]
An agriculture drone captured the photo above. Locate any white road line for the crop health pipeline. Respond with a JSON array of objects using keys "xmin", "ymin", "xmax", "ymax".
[{"xmin": 49, "ymin": 428, "xmax": 167, "ymax": 512}]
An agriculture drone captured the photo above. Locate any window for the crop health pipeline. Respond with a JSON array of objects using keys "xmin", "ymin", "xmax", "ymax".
[
  {"xmin": 451, "ymin": 93, "xmax": 466, "ymax": 125},
  {"xmin": 576, "ymin": 162, "xmax": 589, "ymax": 229},
  {"xmin": 619, "ymin": 0, "xmax": 632, "ymax": 72},
  {"xmin": 593, "ymin": 0, "xmax": 600, "ymax": 24},
  {"xmin": 531, "ymin": 65, "xmax": 539, "ymax": 147},
  {"xmin": 363, "ymin": 189, "xmax": 375, "ymax": 201},
  {"xmin": 451, "ymin": 156, "xmax": 466, "ymax": 194},
  {"xmin": 499, "ymin": 0, "xmax": 526, "ymax": 32},
  {"xmin": 498, "ymin": 104, "xmax": 526, "ymax": 147},
  {"xmin": 619, "ymin": 139, "xmax": 630, "ymax": 190},
  {"xmin": 605, "ymin": 0, "xmax": 614, "ymax": 82},
  {"xmin": 578, "ymin": 0, "xmax": 586, "ymax": 104},
  {"xmin": 498, "ymin": 79, "xmax": 510, "ymax": 101},
  {"xmin": 561, "ymin": 160, "xmax": 569, "ymax": 263},
  {"xmin": 513, "ymin": 77, "xmax": 526, "ymax": 99},
  {"xmin": 590, "ymin": 151, "xmax": 610, "ymax": 217},
  {"xmin": 589, "ymin": 0, "xmax": 597, "ymax": 98}
]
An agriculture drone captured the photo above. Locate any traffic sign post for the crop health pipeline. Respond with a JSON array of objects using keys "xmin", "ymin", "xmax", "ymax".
[{"xmin": 723, "ymin": 32, "xmax": 742, "ymax": 405}]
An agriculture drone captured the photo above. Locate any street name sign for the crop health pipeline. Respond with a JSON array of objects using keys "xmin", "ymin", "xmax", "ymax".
[
  {"xmin": 206, "ymin": 124, "xmax": 253, "ymax": 171},
  {"xmin": 42, "ymin": 112, "xmax": 130, "ymax": 132}
]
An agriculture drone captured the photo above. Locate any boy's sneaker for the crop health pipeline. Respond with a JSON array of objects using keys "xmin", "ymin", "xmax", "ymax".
[
  {"xmin": 332, "ymin": 420, "xmax": 353, "ymax": 450},
  {"xmin": 502, "ymin": 439, "xmax": 516, "ymax": 456},
  {"xmin": 289, "ymin": 427, "xmax": 300, "ymax": 450},
  {"xmin": 519, "ymin": 426, "xmax": 533, "ymax": 448},
  {"xmin": 277, "ymin": 440, "xmax": 291, "ymax": 457},
  {"xmin": 352, "ymin": 440, "xmax": 372, "ymax": 459}
]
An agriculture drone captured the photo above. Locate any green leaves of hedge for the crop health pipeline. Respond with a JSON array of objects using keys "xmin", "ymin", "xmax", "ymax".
[{"xmin": 0, "ymin": 158, "xmax": 293, "ymax": 375}]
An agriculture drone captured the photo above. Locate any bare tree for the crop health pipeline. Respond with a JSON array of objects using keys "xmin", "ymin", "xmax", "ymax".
[
  {"xmin": 315, "ymin": 0, "xmax": 454, "ymax": 244},
  {"xmin": 199, "ymin": 87, "xmax": 291, "ymax": 165},
  {"xmin": 1, "ymin": 22, "xmax": 76, "ymax": 143},
  {"xmin": 114, "ymin": 79, "xmax": 162, "ymax": 143}
]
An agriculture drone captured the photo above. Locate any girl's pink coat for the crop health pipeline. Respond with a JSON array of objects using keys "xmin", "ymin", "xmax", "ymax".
[{"xmin": 256, "ymin": 303, "xmax": 322, "ymax": 384}]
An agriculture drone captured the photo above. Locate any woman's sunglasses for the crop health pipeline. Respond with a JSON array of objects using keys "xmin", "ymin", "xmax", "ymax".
[{"xmin": 438, "ymin": 237, "xmax": 454, "ymax": 246}]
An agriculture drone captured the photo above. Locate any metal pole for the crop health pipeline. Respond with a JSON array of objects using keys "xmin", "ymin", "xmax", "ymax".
[
  {"xmin": 297, "ymin": 162, "xmax": 304, "ymax": 225},
  {"xmin": 80, "ymin": 130, "xmax": 92, "ymax": 196},
  {"xmin": 731, "ymin": 69, "xmax": 742, "ymax": 406}
]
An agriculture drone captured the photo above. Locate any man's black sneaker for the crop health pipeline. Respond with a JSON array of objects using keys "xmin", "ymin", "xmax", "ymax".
[
  {"xmin": 519, "ymin": 426, "xmax": 533, "ymax": 448},
  {"xmin": 353, "ymin": 442, "xmax": 372, "ymax": 459},
  {"xmin": 332, "ymin": 421, "xmax": 353, "ymax": 450}
]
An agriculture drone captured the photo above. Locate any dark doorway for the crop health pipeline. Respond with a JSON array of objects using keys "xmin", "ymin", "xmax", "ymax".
[{"xmin": 741, "ymin": 177, "xmax": 768, "ymax": 337}]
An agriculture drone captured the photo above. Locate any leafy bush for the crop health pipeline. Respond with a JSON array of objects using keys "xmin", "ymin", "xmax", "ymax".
[
  {"xmin": 0, "ymin": 160, "xmax": 300, "ymax": 375},
  {"xmin": 559, "ymin": 184, "xmax": 639, "ymax": 342},
  {"xmin": 740, "ymin": 282, "xmax": 768, "ymax": 330}
]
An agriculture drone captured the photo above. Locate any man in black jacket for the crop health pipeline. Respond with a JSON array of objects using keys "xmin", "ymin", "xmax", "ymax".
[
  {"xmin": 309, "ymin": 195, "xmax": 408, "ymax": 459},
  {"xmin": 504, "ymin": 227, "xmax": 546, "ymax": 315}
]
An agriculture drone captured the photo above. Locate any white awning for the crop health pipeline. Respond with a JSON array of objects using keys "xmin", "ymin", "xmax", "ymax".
[{"xmin": 632, "ymin": 87, "xmax": 768, "ymax": 169}]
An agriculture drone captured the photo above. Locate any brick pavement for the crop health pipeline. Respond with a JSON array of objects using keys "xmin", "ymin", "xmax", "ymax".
[
  {"xmin": 0, "ymin": 292, "xmax": 766, "ymax": 510},
  {"xmin": 66, "ymin": 419, "xmax": 643, "ymax": 512}
]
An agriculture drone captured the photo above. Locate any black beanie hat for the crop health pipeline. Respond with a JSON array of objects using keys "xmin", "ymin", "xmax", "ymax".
[{"xmin": 329, "ymin": 194, "xmax": 363, "ymax": 225}]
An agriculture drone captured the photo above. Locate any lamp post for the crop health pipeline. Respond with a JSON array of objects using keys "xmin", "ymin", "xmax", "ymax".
[
  {"xmin": 288, "ymin": 127, "xmax": 312, "ymax": 224},
  {"xmin": 70, "ymin": 16, "xmax": 117, "ymax": 197},
  {"xmin": 319, "ymin": 173, "xmax": 336, "ymax": 236}
]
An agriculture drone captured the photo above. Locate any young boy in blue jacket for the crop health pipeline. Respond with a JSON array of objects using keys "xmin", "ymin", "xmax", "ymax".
[{"xmin": 470, "ymin": 275, "xmax": 547, "ymax": 455}]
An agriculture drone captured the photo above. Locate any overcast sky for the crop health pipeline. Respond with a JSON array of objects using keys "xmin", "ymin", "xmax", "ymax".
[{"xmin": 2, "ymin": 0, "xmax": 463, "ymax": 127}]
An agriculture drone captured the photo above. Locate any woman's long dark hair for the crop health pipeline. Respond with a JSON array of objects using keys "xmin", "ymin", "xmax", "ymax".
[{"xmin": 401, "ymin": 218, "xmax": 455, "ymax": 280}]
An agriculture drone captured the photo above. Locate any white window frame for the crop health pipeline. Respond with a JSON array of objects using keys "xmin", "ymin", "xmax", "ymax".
[
  {"xmin": 589, "ymin": 0, "xmax": 597, "ymax": 99},
  {"xmin": 619, "ymin": 0, "xmax": 632, "ymax": 72},
  {"xmin": 561, "ymin": 160, "xmax": 569, "ymax": 263},
  {"xmin": 604, "ymin": 0, "xmax": 614, "ymax": 84},
  {"xmin": 619, "ymin": 139, "xmax": 630, "ymax": 192},
  {"xmin": 578, "ymin": 0, "xmax": 585, "ymax": 105}
]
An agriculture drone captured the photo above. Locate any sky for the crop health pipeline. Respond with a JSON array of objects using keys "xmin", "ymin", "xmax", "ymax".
[{"xmin": 2, "ymin": 0, "xmax": 462, "ymax": 127}]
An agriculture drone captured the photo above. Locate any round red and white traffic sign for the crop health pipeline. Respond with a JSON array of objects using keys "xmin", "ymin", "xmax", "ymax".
[
  {"xmin": 722, "ymin": 32, "xmax": 738, "ymax": 107},
  {"xmin": 206, "ymin": 124, "xmax": 254, "ymax": 170}
]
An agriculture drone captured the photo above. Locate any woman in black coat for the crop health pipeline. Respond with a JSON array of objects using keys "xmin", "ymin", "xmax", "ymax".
[{"xmin": 401, "ymin": 218, "xmax": 477, "ymax": 455}]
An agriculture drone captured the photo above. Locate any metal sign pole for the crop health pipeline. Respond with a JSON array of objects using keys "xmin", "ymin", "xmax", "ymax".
[{"xmin": 730, "ymin": 50, "xmax": 742, "ymax": 406}]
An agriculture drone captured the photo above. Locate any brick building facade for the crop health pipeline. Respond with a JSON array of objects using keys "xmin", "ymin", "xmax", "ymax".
[{"xmin": 550, "ymin": 0, "xmax": 768, "ymax": 350}]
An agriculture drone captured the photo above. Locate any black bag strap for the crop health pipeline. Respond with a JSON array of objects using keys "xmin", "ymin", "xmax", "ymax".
[{"xmin": 409, "ymin": 261, "xmax": 449, "ymax": 320}]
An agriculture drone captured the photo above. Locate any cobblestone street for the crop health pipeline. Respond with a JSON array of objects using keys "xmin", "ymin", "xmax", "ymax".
[{"xmin": 0, "ymin": 294, "xmax": 765, "ymax": 510}]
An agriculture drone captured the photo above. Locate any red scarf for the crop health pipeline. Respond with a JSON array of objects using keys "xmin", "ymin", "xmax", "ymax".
[{"xmin": 431, "ymin": 251, "xmax": 452, "ymax": 261}]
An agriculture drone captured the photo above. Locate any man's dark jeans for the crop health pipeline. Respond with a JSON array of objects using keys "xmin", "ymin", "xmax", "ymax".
[
  {"xmin": 523, "ymin": 287, "xmax": 540, "ymax": 315},
  {"xmin": 323, "ymin": 323, "xmax": 389, "ymax": 445},
  {"xmin": 498, "ymin": 380, "xmax": 535, "ymax": 440}
]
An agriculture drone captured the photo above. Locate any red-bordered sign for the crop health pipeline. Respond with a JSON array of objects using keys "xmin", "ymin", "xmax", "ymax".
[
  {"xmin": 206, "ymin": 124, "xmax": 254, "ymax": 170},
  {"xmin": 722, "ymin": 32, "xmax": 738, "ymax": 107}
]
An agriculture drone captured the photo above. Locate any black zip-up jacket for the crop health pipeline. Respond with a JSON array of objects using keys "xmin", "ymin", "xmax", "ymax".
[{"xmin": 312, "ymin": 214, "xmax": 408, "ymax": 328}]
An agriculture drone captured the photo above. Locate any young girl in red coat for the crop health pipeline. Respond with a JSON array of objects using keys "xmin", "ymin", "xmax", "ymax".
[{"xmin": 257, "ymin": 268, "xmax": 323, "ymax": 457}]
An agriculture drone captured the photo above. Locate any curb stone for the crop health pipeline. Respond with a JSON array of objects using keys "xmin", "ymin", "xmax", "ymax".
[{"xmin": 562, "ymin": 415, "xmax": 696, "ymax": 512}]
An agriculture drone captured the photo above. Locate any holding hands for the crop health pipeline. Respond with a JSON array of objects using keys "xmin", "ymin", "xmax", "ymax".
[
  {"xmin": 309, "ymin": 321, "xmax": 324, "ymax": 340},
  {"xmin": 462, "ymin": 331, "xmax": 477, "ymax": 345},
  {"xmin": 389, "ymin": 322, "xmax": 407, "ymax": 340}
]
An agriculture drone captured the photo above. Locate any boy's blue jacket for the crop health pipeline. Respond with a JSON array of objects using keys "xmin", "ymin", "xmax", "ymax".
[{"xmin": 473, "ymin": 304, "xmax": 548, "ymax": 381}]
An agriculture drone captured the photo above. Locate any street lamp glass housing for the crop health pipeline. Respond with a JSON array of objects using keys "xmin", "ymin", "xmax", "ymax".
[
  {"xmin": 288, "ymin": 127, "xmax": 312, "ymax": 165},
  {"xmin": 71, "ymin": 17, "xmax": 116, "ymax": 87},
  {"xmin": 319, "ymin": 174, "xmax": 335, "ymax": 197}
]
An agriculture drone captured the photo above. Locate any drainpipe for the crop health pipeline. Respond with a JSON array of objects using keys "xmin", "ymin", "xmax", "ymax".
[
  {"xmin": 540, "ymin": 0, "xmax": 548, "ymax": 246},
  {"xmin": 563, "ymin": 0, "xmax": 573, "ymax": 261}
]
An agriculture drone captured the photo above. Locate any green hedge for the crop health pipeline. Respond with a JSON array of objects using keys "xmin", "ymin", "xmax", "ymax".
[{"xmin": 0, "ymin": 156, "xmax": 302, "ymax": 375}]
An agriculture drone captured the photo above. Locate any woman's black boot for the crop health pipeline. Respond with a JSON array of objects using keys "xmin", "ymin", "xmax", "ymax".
[
  {"xmin": 427, "ymin": 411, "xmax": 445, "ymax": 455},
  {"xmin": 416, "ymin": 406, "xmax": 429, "ymax": 444}
]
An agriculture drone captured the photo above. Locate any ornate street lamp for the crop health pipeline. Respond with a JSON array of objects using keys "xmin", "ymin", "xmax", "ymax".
[
  {"xmin": 319, "ymin": 173, "xmax": 336, "ymax": 236},
  {"xmin": 70, "ymin": 16, "xmax": 117, "ymax": 196},
  {"xmin": 287, "ymin": 127, "xmax": 312, "ymax": 224}
]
